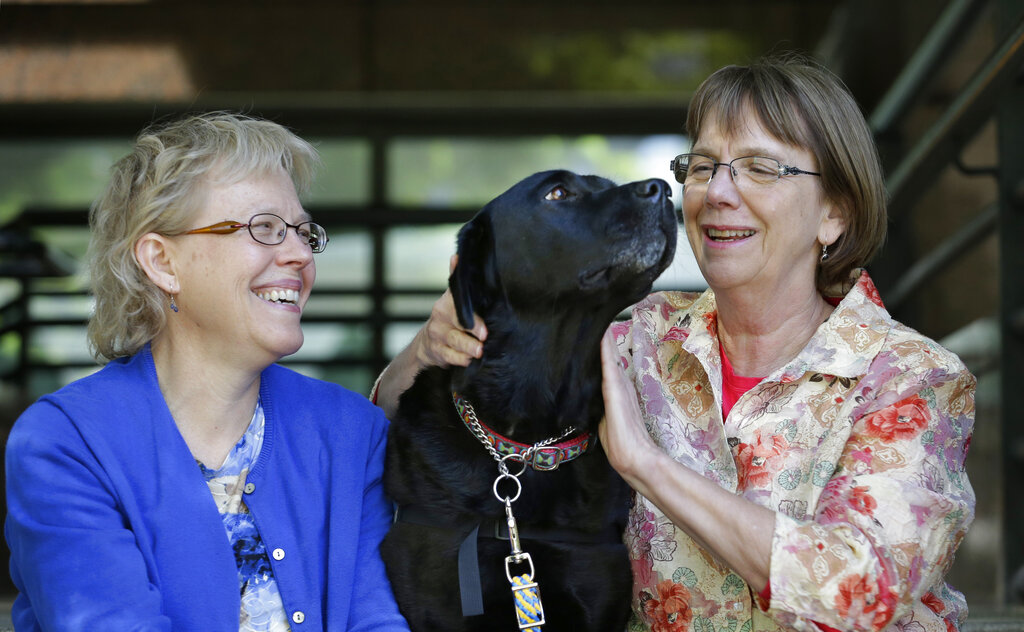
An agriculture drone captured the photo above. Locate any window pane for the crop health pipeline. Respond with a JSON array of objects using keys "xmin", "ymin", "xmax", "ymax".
[
  {"xmin": 388, "ymin": 134, "xmax": 685, "ymax": 207},
  {"xmin": 30, "ymin": 293, "xmax": 92, "ymax": 321},
  {"xmin": 0, "ymin": 140, "xmax": 130, "ymax": 224},
  {"xmin": 290, "ymin": 365, "xmax": 374, "ymax": 397},
  {"xmin": 28, "ymin": 325, "xmax": 92, "ymax": 364},
  {"xmin": 29, "ymin": 367, "xmax": 99, "ymax": 401},
  {"xmin": 0, "ymin": 280, "xmax": 20, "ymax": 310},
  {"xmin": 304, "ymin": 293, "xmax": 371, "ymax": 319},
  {"xmin": 385, "ymin": 224, "xmax": 462, "ymax": 287},
  {"xmin": 386, "ymin": 322, "xmax": 423, "ymax": 359},
  {"xmin": 292, "ymin": 323, "xmax": 373, "ymax": 361},
  {"xmin": 304, "ymin": 139, "xmax": 372, "ymax": 205},
  {"xmin": 386, "ymin": 294, "xmax": 440, "ymax": 317},
  {"xmin": 35, "ymin": 227, "xmax": 91, "ymax": 276},
  {"xmin": 309, "ymin": 228, "xmax": 372, "ymax": 287}
]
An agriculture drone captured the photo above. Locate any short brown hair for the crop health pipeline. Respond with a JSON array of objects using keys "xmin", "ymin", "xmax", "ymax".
[
  {"xmin": 686, "ymin": 53, "xmax": 887, "ymax": 293},
  {"xmin": 87, "ymin": 112, "xmax": 319, "ymax": 362}
]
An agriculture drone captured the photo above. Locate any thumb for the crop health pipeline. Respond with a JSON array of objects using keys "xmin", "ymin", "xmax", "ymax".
[
  {"xmin": 601, "ymin": 328, "xmax": 642, "ymax": 420},
  {"xmin": 601, "ymin": 329, "xmax": 626, "ymax": 390}
]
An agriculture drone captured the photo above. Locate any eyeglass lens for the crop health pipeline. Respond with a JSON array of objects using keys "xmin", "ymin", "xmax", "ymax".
[
  {"xmin": 674, "ymin": 155, "xmax": 783, "ymax": 187},
  {"xmin": 248, "ymin": 213, "xmax": 328, "ymax": 253}
]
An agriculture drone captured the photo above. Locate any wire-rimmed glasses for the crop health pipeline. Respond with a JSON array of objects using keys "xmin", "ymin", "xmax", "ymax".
[
  {"xmin": 183, "ymin": 213, "xmax": 329, "ymax": 253},
  {"xmin": 670, "ymin": 153, "xmax": 821, "ymax": 188}
]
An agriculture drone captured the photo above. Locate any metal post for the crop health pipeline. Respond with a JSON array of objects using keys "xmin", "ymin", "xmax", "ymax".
[
  {"xmin": 370, "ymin": 137, "xmax": 389, "ymax": 379},
  {"xmin": 997, "ymin": 0, "xmax": 1024, "ymax": 606}
]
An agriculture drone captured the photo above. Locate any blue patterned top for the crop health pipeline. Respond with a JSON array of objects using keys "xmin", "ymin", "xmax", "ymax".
[{"xmin": 199, "ymin": 402, "xmax": 291, "ymax": 632}]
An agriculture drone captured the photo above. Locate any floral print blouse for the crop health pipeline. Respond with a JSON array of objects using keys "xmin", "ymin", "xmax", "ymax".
[
  {"xmin": 609, "ymin": 270, "xmax": 975, "ymax": 632},
  {"xmin": 199, "ymin": 402, "xmax": 291, "ymax": 632}
]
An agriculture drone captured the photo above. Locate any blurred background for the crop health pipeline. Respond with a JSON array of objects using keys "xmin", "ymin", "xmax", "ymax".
[{"xmin": 0, "ymin": 0, "xmax": 1021, "ymax": 625}]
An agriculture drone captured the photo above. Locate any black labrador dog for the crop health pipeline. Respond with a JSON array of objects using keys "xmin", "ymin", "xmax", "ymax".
[{"xmin": 382, "ymin": 170, "xmax": 676, "ymax": 631}]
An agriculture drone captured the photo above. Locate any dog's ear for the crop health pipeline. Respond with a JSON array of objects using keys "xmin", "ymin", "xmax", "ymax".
[{"xmin": 449, "ymin": 213, "xmax": 499, "ymax": 329}]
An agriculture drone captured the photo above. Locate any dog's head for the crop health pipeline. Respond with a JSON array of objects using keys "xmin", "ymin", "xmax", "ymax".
[
  {"xmin": 447, "ymin": 170, "xmax": 676, "ymax": 434},
  {"xmin": 450, "ymin": 169, "xmax": 677, "ymax": 330}
]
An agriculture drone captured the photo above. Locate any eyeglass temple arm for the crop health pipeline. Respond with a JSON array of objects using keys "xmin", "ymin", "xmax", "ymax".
[
  {"xmin": 780, "ymin": 166, "xmax": 821, "ymax": 176},
  {"xmin": 184, "ymin": 221, "xmax": 247, "ymax": 235}
]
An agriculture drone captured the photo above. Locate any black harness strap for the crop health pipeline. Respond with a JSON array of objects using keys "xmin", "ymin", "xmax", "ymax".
[{"xmin": 393, "ymin": 504, "xmax": 622, "ymax": 617}]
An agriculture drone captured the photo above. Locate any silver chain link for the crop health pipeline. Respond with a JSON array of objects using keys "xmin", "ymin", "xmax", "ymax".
[{"xmin": 454, "ymin": 393, "xmax": 577, "ymax": 477}]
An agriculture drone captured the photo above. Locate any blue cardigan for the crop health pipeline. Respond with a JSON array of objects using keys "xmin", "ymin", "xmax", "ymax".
[{"xmin": 5, "ymin": 347, "xmax": 409, "ymax": 631}]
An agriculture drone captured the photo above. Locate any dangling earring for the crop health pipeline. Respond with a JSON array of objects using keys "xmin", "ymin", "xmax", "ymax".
[
  {"xmin": 169, "ymin": 293, "xmax": 179, "ymax": 313},
  {"xmin": 820, "ymin": 244, "xmax": 830, "ymax": 262}
]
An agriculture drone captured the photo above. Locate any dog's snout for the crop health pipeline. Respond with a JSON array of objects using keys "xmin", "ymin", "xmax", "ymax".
[{"xmin": 635, "ymin": 178, "xmax": 671, "ymax": 199}]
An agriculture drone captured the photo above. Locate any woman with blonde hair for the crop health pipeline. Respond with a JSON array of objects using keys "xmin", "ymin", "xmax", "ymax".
[{"xmin": 6, "ymin": 112, "xmax": 409, "ymax": 631}]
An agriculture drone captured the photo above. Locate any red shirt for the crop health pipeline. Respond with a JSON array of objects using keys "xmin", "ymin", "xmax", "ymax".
[{"xmin": 720, "ymin": 343, "xmax": 840, "ymax": 632}]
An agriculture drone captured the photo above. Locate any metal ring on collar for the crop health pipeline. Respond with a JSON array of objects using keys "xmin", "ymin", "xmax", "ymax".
[
  {"xmin": 493, "ymin": 472, "xmax": 522, "ymax": 503},
  {"xmin": 499, "ymin": 452, "xmax": 528, "ymax": 478}
]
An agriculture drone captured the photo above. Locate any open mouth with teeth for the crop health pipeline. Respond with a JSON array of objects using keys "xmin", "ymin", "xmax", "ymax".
[
  {"xmin": 254, "ymin": 289, "xmax": 300, "ymax": 305},
  {"xmin": 706, "ymin": 228, "xmax": 756, "ymax": 242}
]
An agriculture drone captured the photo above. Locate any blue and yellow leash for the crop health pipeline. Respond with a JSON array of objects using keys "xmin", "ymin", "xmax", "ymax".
[
  {"xmin": 510, "ymin": 574, "xmax": 544, "ymax": 629},
  {"xmin": 502, "ymin": 497, "xmax": 545, "ymax": 631}
]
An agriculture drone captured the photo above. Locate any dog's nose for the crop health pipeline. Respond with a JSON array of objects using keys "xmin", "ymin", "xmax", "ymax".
[{"xmin": 635, "ymin": 178, "xmax": 671, "ymax": 199}]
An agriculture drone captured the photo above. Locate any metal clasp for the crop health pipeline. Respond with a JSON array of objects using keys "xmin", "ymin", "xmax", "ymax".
[
  {"xmin": 505, "ymin": 551, "xmax": 534, "ymax": 584},
  {"xmin": 529, "ymin": 446, "xmax": 563, "ymax": 471},
  {"xmin": 504, "ymin": 498, "xmax": 523, "ymax": 555},
  {"xmin": 506, "ymin": 552, "xmax": 545, "ymax": 630}
]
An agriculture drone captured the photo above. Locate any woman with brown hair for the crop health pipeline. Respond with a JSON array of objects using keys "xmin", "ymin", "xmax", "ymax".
[{"xmin": 379, "ymin": 55, "xmax": 975, "ymax": 632}]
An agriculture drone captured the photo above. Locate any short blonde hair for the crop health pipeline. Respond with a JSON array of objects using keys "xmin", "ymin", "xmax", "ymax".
[
  {"xmin": 87, "ymin": 112, "xmax": 320, "ymax": 362},
  {"xmin": 686, "ymin": 54, "xmax": 888, "ymax": 293}
]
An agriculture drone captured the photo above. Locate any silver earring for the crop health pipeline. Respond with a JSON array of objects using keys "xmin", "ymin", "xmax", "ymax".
[
  {"xmin": 169, "ymin": 294, "xmax": 179, "ymax": 313},
  {"xmin": 820, "ymin": 244, "xmax": 830, "ymax": 262}
]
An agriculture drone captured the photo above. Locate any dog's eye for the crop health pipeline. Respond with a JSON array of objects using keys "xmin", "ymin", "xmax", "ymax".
[{"xmin": 544, "ymin": 186, "xmax": 572, "ymax": 201}]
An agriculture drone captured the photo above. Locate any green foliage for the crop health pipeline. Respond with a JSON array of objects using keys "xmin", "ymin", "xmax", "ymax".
[{"xmin": 523, "ymin": 30, "xmax": 757, "ymax": 92}]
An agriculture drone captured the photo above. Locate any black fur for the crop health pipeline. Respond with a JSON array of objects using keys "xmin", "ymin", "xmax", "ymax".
[{"xmin": 382, "ymin": 170, "xmax": 677, "ymax": 631}]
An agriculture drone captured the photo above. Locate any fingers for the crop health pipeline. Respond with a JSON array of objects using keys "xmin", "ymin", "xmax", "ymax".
[
  {"xmin": 600, "ymin": 329, "xmax": 654, "ymax": 479},
  {"xmin": 600, "ymin": 329, "xmax": 633, "ymax": 411},
  {"xmin": 465, "ymin": 315, "xmax": 488, "ymax": 343},
  {"xmin": 419, "ymin": 288, "xmax": 487, "ymax": 368},
  {"xmin": 412, "ymin": 253, "xmax": 490, "ymax": 369}
]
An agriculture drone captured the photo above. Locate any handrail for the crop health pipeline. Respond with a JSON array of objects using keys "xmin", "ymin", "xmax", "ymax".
[
  {"xmin": 885, "ymin": 202, "xmax": 998, "ymax": 310},
  {"xmin": 869, "ymin": 0, "xmax": 990, "ymax": 135},
  {"xmin": 885, "ymin": 13, "xmax": 1024, "ymax": 216}
]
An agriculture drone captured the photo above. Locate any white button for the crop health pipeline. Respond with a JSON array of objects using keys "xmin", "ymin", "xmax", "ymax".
[
  {"xmin": 292, "ymin": 611, "xmax": 305, "ymax": 624},
  {"xmin": 243, "ymin": 482, "xmax": 255, "ymax": 494},
  {"xmin": 272, "ymin": 548, "xmax": 285, "ymax": 560}
]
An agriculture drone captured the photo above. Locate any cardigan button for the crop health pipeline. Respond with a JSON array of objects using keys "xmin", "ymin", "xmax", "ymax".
[
  {"xmin": 272, "ymin": 548, "xmax": 285, "ymax": 561},
  {"xmin": 292, "ymin": 611, "xmax": 305, "ymax": 624},
  {"xmin": 243, "ymin": 482, "xmax": 256, "ymax": 494}
]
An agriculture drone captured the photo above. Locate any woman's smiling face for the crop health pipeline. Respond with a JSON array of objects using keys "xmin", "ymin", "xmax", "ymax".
[
  {"xmin": 682, "ymin": 105, "xmax": 845, "ymax": 299},
  {"xmin": 171, "ymin": 166, "xmax": 316, "ymax": 367}
]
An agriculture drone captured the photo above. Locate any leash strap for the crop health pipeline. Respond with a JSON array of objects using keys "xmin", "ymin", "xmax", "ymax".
[
  {"xmin": 393, "ymin": 506, "xmax": 485, "ymax": 617},
  {"xmin": 503, "ymin": 499, "xmax": 544, "ymax": 630},
  {"xmin": 511, "ymin": 574, "xmax": 544, "ymax": 630},
  {"xmin": 458, "ymin": 524, "xmax": 485, "ymax": 616}
]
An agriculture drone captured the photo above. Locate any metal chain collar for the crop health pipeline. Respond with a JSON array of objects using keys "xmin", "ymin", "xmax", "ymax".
[{"xmin": 453, "ymin": 392, "xmax": 578, "ymax": 478}]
